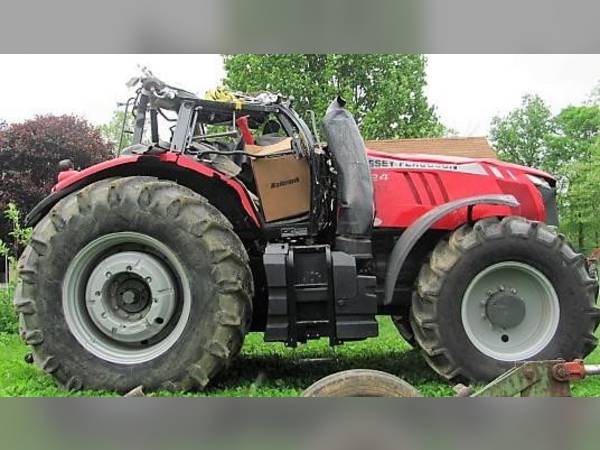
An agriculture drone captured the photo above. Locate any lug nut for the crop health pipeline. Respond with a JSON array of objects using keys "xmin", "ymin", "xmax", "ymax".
[
  {"xmin": 105, "ymin": 271, "xmax": 112, "ymax": 278},
  {"xmin": 145, "ymin": 277, "xmax": 152, "ymax": 283}
]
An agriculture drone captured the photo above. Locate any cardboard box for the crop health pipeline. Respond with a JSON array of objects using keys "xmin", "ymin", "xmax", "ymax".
[{"xmin": 246, "ymin": 138, "xmax": 311, "ymax": 222}]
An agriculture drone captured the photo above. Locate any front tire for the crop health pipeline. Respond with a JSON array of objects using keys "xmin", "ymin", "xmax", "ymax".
[
  {"xmin": 410, "ymin": 217, "xmax": 600, "ymax": 382},
  {"xmin": 15, "ymin": 177, "xmax": 253, "ymax": 392}
]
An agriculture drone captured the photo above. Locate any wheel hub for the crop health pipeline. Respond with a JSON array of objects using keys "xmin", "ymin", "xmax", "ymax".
[
  {"xmin": 85, "ymin": 251, "xmax": 177, "ymax": 344},
  {"xmin": 461, "ymin": 261, "xmax": 560, "ymax": 361},
  {"xmin": 484, "ymin": 289, "xmax": 526, "ymax": 329}
]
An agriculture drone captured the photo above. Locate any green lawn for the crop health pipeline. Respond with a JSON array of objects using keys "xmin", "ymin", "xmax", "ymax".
[{"xmin": 1, "ymin": 317, "xmax": 600, "ymax": 397}]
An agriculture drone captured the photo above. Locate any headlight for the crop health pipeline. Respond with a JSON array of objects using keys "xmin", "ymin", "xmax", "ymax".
[{"xmin": 526, "ymin": 174, "xmax": 552, "ymax": 189}]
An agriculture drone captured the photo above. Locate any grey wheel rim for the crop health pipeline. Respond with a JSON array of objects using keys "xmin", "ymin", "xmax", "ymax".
[
  {"xmin": 461, "ymin": 261, "xmax": 560, "ymax": 361},
  {"xmin": 63, "ymin": 232, "xmax": 191, "ymax": 365}
]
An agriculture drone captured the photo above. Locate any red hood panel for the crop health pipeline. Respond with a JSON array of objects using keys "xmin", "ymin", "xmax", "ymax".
[
  {"xmin": 366, "ymin": 149, "xmax": 548, "ymax": 229},
  {"xmin": 365, "ymin": 149, "xmax": 555, "ymax": 182}
]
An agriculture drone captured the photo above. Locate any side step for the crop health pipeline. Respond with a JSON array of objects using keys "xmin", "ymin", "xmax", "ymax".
[{"xmin": 263, "ymin": 243, "xmax": 377, "ymax": 346}]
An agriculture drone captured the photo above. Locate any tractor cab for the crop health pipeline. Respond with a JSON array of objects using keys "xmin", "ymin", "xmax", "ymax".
[{"xmin": 125, "ymin": 72, "xmax": 335, "ymax": 240}]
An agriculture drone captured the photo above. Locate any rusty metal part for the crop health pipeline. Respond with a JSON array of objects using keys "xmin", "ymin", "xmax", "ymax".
[
  {"xmin": 302, "ymin": 369, "xmax": 422, "ymax": 397},
  {"xmin": 453, "ymin": 384, "xmax": 473, "ymax": 397},
  {"xmin": 552, "ymin": 360, "xmax": 587, "ymax": 382},
  {"xmin": 304, "ymin": 361, "xmax": 600, "ymax": 398},
  {"xmin": 471, "ymin": 360, "xmax": 572, "ymax": 397},
  {"xmin": 124, "ymin": 385, "xmax": 145, "ymax": 397}
]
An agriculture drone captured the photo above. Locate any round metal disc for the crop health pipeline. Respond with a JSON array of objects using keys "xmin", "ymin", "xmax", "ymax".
[
  {"xmin": 63, "ymin": 232, "xmax": 191, "ymax": 365},
  {"xmin": 461, "ymin": 261, "xmax": 560, "ymax": 361}
]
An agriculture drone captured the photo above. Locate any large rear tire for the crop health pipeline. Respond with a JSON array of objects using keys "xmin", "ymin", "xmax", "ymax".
[
  {"xmin": 410, "ymin": 217, "xmax": 600, "ymax": 383},
  {"xmin": 15, "ymin": 176, "xmax": 253, "ymax": 392}
]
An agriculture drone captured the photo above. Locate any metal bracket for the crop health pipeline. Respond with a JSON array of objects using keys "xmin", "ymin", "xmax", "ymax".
[
  {"xmin": 170, "ymin": 101, "xmax": 195, "ymax": 153},
  {"xmin": 471, "ymin": 360, "xmax": 572, "ymax": 397}
]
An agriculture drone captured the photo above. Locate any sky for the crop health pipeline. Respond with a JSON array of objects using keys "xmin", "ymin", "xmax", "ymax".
[{"xmin": 0, "ymin": 54, "xmax": 598, "ymax": 137}]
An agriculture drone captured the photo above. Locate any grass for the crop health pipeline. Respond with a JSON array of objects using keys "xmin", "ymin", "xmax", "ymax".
[{"xmin": 1, "ymin": 315, "xmax": 599, "ymax": 397}]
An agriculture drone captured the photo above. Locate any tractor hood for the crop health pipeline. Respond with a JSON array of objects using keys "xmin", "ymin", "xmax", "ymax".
[
  {"xmin": 365, "ymin": 148, "xmax": 556, "ymax": 185},
  {"xmin": 366, "ymin": 148, "xmax": 558, "ymax": 230}
]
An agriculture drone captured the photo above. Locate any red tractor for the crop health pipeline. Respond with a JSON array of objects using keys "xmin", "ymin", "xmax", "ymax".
[{"xmin": 16, "ymin": 73, "xmax": 600, "ymax": 392}]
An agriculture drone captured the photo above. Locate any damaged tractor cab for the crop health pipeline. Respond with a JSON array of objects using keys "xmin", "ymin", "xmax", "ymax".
[{"xmin": 18, "ymin": 72, "xmax": 599, "ymax": 393}]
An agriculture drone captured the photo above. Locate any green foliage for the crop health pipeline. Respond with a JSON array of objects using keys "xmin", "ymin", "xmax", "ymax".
[
  {"xmin": 490, "ymin": 95, "xmax": 558, "ymax": 172},
  {"xmin": 99, "ymin": 109, "xmax": 135, "ymax": 154},
  {"xmin": 553, "ymin": 105, "xmax": 600, "ymax": 252},
  {"xmin": 1, "ymin": 318, "xmax": 599, "ymax": 397},
  {"xmin": 0, "ymin": 288, "xmax": 17, "ymax": 334},
  {"xmin": 558, "ymin": 141, "xmax": 600, "ymax": 252},
  {"xmin": 553, "ymin": 105, "xmax": 600, "ymax": 162},
  {"xmin": 0, "ymin": 202, "xmax": 32, "ymax": 265},
  {"xmin": 0, "ymin": 203, "xmax": 30, "ymax": 334},
  {"xmin": 490, "ymin": 93, "xmax": 600, "ymax": 252},
  {"xmin": 223, "ymin": 54, "xmax": 446, "ymax": 140}
]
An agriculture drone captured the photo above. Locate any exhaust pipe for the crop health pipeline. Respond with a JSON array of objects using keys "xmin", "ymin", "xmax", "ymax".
[{"xmin": 323, "ymin": 97, "xmax": 374, "ymax": 258}]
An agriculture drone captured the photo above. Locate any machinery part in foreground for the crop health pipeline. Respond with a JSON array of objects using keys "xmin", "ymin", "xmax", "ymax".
[
  {"xmin": 469, "ymin": 359, "xmax": 600, "ymax": 397},
  {"xmin": 410, "ymin": 216, "xmax": 600, "ymax": 383},
  {"xmin": 303, "ymin": 360, "xmax": 600, "ymax": 397},
  {"xmin": 15, "ymin": 176, "xmax": 252, "ymax": 392},
  {"xmin": 302, "ymin": 369, "xmax": 422, "ymax": 397}
]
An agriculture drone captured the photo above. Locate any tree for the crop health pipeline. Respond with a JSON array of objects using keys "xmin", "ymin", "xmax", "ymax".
[
  {"xmin": 559, "ymin": 140, "xmax": 600, "ymax": 252},
  {"xmin": 552, "ymin": 105, "xmax": 600, "ymax": 164},
  {"xmin": 0, "ymin": 115, "xmax": 112, "ymax": 247},
  {"xmin": 223, "ymin": 54, "xmax": 445, "ymax": 140},
  {"xmin": 489, "ymin": 93, "xmax": 600, "ymax": 252},
  {"xmin": 554, "ymin": 104, "xmax": 600, "ymax": 251},
  {"xmin": 489, "ymin": 95, "xmax": 558, "ymax": 172},
  {"xmin": 99, "ymin": 109, "xmax": 135, "ymax": 154}
]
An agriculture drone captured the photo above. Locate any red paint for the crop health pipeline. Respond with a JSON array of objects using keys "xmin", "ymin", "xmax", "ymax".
[
  {"xmin": 52, "ymin": 155, "xmax": 139, "ymax": 193},
  {"xmin": 236, "ymin": 116, "xmax": 255, "ymax": 145},
  {"xmin": 367, "ymin": 149, "xmax": 547, "ymax": 229},
  {"xmin": 176, "ymin": 155, "xmax": 260, "ymax": 225},
  {"xmin": 51, "ymin": 154, "xmax": 260, "ymax": 226},
  {"xmin": 57, "ymin": 169, "xmax": 80, "ymax": 183},
  {"xmin": 51, "ymin": 148, "xmax": 551, "ymax": 233}
]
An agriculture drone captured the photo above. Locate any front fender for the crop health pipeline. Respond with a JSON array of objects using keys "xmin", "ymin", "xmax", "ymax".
[
  {"xmin": 383, "ymin": 194, "xmax": 520, "ymax": 305},
  {"xmin": 26, "ymin": 153, "xmax": 261, "ymax": 229}
]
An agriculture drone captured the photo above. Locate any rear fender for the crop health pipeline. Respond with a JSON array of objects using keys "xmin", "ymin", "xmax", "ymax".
[
  {"xmin": 383, "ymin": 194, "xmax": 520, "ymax": 305},
  {"xmin": 26, "ymin": 154, "xmax": 261, "ymax": 233}
]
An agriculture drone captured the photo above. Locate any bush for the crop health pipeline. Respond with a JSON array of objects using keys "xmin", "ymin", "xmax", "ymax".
[
  {"xmin": 0, "ymin": 203, "xmax": 31, "ymax": 334},
  {"xmin": 0, "ymin": 114, "xmax": 112, "ymax": 247},
  {"xmin": 0, "ymin": 287, "xmax": 17, "ymax": 334}
]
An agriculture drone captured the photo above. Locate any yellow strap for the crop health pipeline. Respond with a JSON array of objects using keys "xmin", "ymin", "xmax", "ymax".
[{"xmin": 205, "ymin": 87, "xmax": 244, "ymax": 109}]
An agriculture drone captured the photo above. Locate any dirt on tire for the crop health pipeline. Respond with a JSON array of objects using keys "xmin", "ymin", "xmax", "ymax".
[
  {"xmin": 410, "ymin": 216, "xmax": 600, "ymax": 383},
  {"xmin": 15, "ymin": 176, "xmax": 253, "ymax": 392}
]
